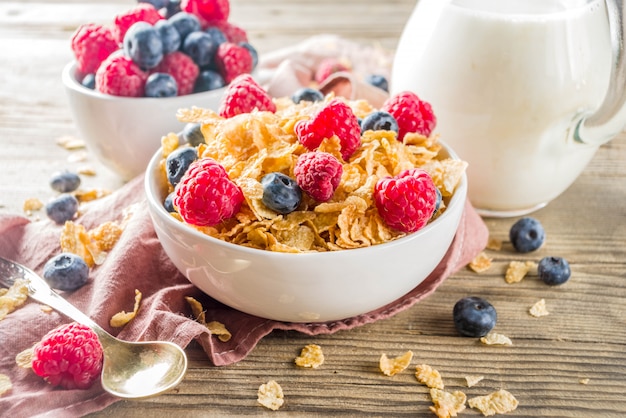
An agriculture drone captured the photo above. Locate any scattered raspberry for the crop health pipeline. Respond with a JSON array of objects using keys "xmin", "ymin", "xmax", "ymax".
[
  {"xmin": 95, "ymin": 54, "xmax": 148, "ymax": 97},
  {"xmin": 70, "ymin": 23, "xmax": 119, "ymax": 76},
  {"xmin": 218, "ymin": 74, "xmax": 276, "ymax": 118},
  {"xmin": 294, "ymin": 152, "xmax": 343, "ymax": 202},
  {"xmin": 154, "ymin": 51, "xmax": 200, "ymax": 95},
  {"xmin": 215, "ymin": 42, "xmax": 253, "ymax": 84},
  {"xmin": 182, "ymin": 0, "xmax": 230, "ymax": 22},
  {"xmin": 382, "ymin": 91, "xmax": 437, "ymax": 140},
  {"xmin": 314, "ymin": 57, "xmax": 351, "ymax": 85},
  {"xmin": 173, "ymin": 158, "xmax": 244, "ymax": 226},
  {"xmin": 207, "ymin": 20, "xmax": 248, "ymax": 43},
  {"xmin": 374, "ymin": 168, "xmax": 437, "ymax": 233},
  {"xmin": 295, "ymin": 98, "xmax": 361, "ymax": 161},
  {"xmin": 113, "ymin": 2, "xmax": 163, "ymax": 44},
  {"xmin": 31, "ymin": 322, "xmax": 103, "ymax": 390}
]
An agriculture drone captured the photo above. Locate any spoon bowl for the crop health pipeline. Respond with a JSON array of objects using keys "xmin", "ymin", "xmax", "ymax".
[{"xmin": 0, "ymin": 256, "xmax": 187, "ymax": 398}]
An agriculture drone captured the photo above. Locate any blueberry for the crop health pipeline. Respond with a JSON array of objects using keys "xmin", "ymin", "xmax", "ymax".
[
  {"xmin": 166, "ymin": 147, "xmax": 198, "ymax": 186},
  {"xmin": 180, "ymin": 122, "xmax": 205, "ymax": 146},
  {"xmin": 261, "ymin": 172, "xmax": 302, "ymax": 214},
  {"xmin": 43, "ymin": 253, "xmax": 89, "ymax": 291},
  {"xmin": 163, "ymin": 191, "xmax": 176, "ymax": 213},
  {"xmin": 194, "ymin": 69, "xmax": 225, "ymax": 93},
  {"xmin": 139, "ymin": 0, "xmax": 168, "ymax": 9},
  {"xmin": 49, "ymin": 171, "xmax": 81, "ymax": 193},
  {"xmin": 291, "ymin": 87, "xmax": 324, "ymax": 104},
  {"xmin": 365, "ymin": 74, "xmax": 389, "ymax": 92},
  {"xmin": 161, "ymin": 0, "xmax": 182, "ymax": 19},
  {"xmin": 538, "ymin": 256, "xmax": 571, "ymax": 285},
  {"xmin": 81, "ymin": 73, "xmax": 95, "ymax": 89},
  {"xmin": 155, "ymin": 19, "xmax": 181, "ymax": 54},
  {"xmin": 168, "ymin": 11, "xmax": 201, "ymax": 42},
  {"xmin": 45, "ymin": 194, "xmax": 79, "ymax": 224},
  {"xmin": 145, "ymin": 72, "xmax": 178, "ymax": 97},
  {"xmin": 123, "ymin": 21, "xmax": 164, "ymax": 70},
  {"xmin": 453, "ymin": 296, "xmax": 497, "ymax": 337},
  {"xmin": 239, "ymin": 41, "xmax": 258, "ymax": 70},
  {"xmin": 360, "ymin": 110, "xmax": 399, "ymax": 134},
  {"xmin": 432, "ymin": 188, "xmax": 442, "ymax": 218},
  {"xmin": 182, "ymin": 31, "xmax": 219, "ymax": 68},
  {"xmin": 205, "ymin": 27, "xmax": 228, "ymax": 45},
  {"xmin": 509, "ymin": 217, "xmax": 545, "ymax": 253}
]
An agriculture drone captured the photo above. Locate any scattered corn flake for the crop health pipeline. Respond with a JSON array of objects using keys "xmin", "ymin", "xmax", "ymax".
[
  {"xmin": 415, "ymin": 363, "xmax": 445, "ymax": 389},
  {"xmin": 185, "ymin": 296, "xmax": 206, "ymax": 323},
  {"xmin": 23, "ymin": 198, "xmax": 43, "ymax": 213},
  {"xmin": 0, "ymin": 374, "xmax": 12, "ymax": 397},
  {"xmin": 15, "ymin": 347, "xmax": 33, "ymax": 368},
  {"xmin": 206, "ymin": 321, "xmax": 232, "ymax": 342},
  {"xmin": 485, "ymin": 237, "xmax": 502, "ymax": 251},
  {"xmin": 40, "ymin": 304, "xmax": 53, "ymax": 314},
  {"xmin": 161, "ymin": 132, "xmax": 179, "ymax": 158},
  {"xmin": 185, "ymin": 297, "xmax": 232, "ymax": 342},
  {"xmin": 56, "ymin": 135, "xmax": 85, "ymax": 150},
  {"xmin": 60, "ymin": 218, "xmax": 126, "ymax": 267},
  {"xmin": 480, "ymin": 332, "xmax": 513, "ymax": 346},
  {"xmin": 73, "ymin": 188, "xmax": 112, "ymax": 203},
  {"xmin": 468, "ymin": 389, "xmax": 519, "ymax": 416},
  {"xmin": 77, "ymin": 166, "xmax": 97, "ymax": 176},
  {"xmin": 67, "ymin": 150, "xmax": 89, "ymax": 163},
  {"xmin": 379, "ymin": 350, "xmax": 413, "ymax": 376},
  {"xmin": 0, "ymin": 279, "xmax": 29, "ymax": 321},
  {"xmin": 295, "ymin": 344, "xmax": 325, "ymax": 369},
  {"xmin": 579, "ymin": 378, "xmax": 590, "ymax": 385},
  {"xmin": 465, "ymin": 375, "xmax": 485, "ymax": 388},
  {"xmin": 468, "ymin": 252, "xmax": 492, "ymax": 273},
  {"xmin": 529, "ymin": 299, "xmax": 550, "ymax": 317},
  {"xmin": 429, "ymin": 388, "xmax": 467, "ymax": 418},
  {"xmin": 257, "ymin": 380, "xmax": 284, "ymax": 411},
  {"xmin": 110, "ymin": 289, "xmax": 142, "ymax": 328},
  {"xmin": 505, "ymin": 260, "xmax": 537, "ymax": 284}
]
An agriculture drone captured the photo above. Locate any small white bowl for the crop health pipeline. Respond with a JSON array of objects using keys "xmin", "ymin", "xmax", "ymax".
[
  {"xmin": 62, "ymin": 61, "xmax": 227, "ymax": 181},
  {"xmin": 145, "ymin": 142, "xmax": 467, "ymax": 323}
]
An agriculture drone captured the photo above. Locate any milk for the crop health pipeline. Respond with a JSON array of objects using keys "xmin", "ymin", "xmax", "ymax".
[{"xmin": 392, "ymin": 0, "xmax": 612, "ymax": 215}]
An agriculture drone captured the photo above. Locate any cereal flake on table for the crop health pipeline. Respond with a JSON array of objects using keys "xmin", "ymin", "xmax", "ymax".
[
  {"xmin": 480, "ymin": 332, "xmax": 513, "ymax": 346},
  {"xmin": 295, "ymin": 344, "xmax": 324, "ymax": 368},
  {"xmin": 257, "ymin": 380, "xmax": 284, "ymax": 411},
  {"xmin": 429, "ymin": 388, "xmax": 467, "ymax": 418},
  {"xmin": 468, "ymin": 251, "xmax": 492, "ymax": 273},
  {"xmin": 485, "ymin": 237, "xmax": 503, "ymax": 251},
  {"xmin": 0, "ymin": 279, "xmax": 28, "ymax": 321},
  {"xmin": 0, "ymin": 373, "xmax": 12, "ymax": 397},
  {"xmin": 415, "ymin": 363, "xmax": 444, "ymax": 389},
  {"xmin": 15, "ymin": 347, "xmax": 33, "ymax": 369},
  {"xmin": 505, "ymin": 260, "xmax": 537, "ymax": 284},
  {"xmin": 579, "ymin": 378, "xmax": 590, "ymax": 385},
  {"xmin": 529, "ymin": 298, "xmax": 550, "ymax": 317},
  {"xmin": 56, "ymin": 135, "xmax": 86, "ymax": 150},
  {"xmin": 185, "ymin": 296, "xmax": 232, "ymax": 342},
  {"xmin": 23, "ymin": 197, "xmax": 43, "ymax": 214},
  {"xmin": 468, "ymin": 389, "xmax": 519, "ymax": 416},
  {"xmin": 379, "ymin": 350, "xmax": 413, "ymax": 376},
  {"xmin": 110, "ymin": 289, "xmax": 142, "ymax": 328},
  {"xmin": 464, "ymin": 375, "xmax": 484, "ymax": 388}
]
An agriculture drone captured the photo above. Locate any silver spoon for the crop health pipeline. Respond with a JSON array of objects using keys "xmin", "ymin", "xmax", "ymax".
[{"xmin": 0, "ymin": 256, "xmax": 187, "ymax": 398}]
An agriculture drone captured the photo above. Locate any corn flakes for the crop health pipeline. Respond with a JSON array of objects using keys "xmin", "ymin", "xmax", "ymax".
[
  {"xmin": 15, "ymin": 347, "xmax": 33, "ymax": 368},
  {"xmin": 529, "ymin": 299, "xmax": 550, "ymax": 317},
  {"xmin": 23, "ymin": 198, "xmax": 43, "ymax": 214},
  {"xmin": 0, "ymin": 374, "xmax": 12, "ymax": 397},
  {"xmin": 415, "ymin": 363, "xmax": 444, "ymax": 389},
  {"xmin": 379, "ymin": 351, "xmax": 413, "ymax": 376},
  {"xmin": 505, "ymin": 260, "xmax": 537, "ymax": 284},
  {"xmin": 0, "ymin": 279, "xmax": 28, "ymax": 321},
  {"xmin": 468, "ymin": 252, "xmax": 493, "ymax": 273},
  {"xmin": 480, "ymin": 332, "xmax": 513, "ymax": 346},
  {"xmin": 429, "ymin": 388, "xmax": 467, "ymax": 418},
  {"xmin": 295, "ymin": 344, "xmax": 324, "ymax": 369},
  {"xmin": 468, "ymin": 389, "xmax": 519, "ymax": 416},
  {"xmin": 464, "ymin": 375, "xmax": 484, "ymax": 388},
  {"xmin": 185, "ymin": 296, "xmax": 232, "ymax": 342},
  {"xmin": 110, "ymin": 289, "xmax": 142, "ymax": 328},
  {"xmin": 257, "ymin": 380, "xmax": 284, "ymax": 410}
]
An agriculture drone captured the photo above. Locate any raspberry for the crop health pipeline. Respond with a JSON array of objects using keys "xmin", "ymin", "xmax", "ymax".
[
  {"xmin": 31, "ymin": 322, "xmax": 103, "ymax": 390},
  {"xmin": 154, "ymin": 51, "xmax": 199, "ymax": 95},
  {"xmin": 218, "ymin": 74, "xmax": 276, "ymax": 118},
  {"xmin": 314, "ymin": 57, "xmax": 350, "ymax": 85},
  {"xmin": 294, "ymin": 152, "xmax": 343, "ymax": 202},
  {"xmin": 95, "ymin": 54, "xmax": 148, "ymax": 97},
  {"xmin": 173, "ymin": 158, "xmax": 244, "ymax": 226},
  {"xmin": 113, "ymin": 3, "xmax": 163, "ymax": 44},
  {"xmin": 214, "ymin": 42, "xmax": 253, "ymax": 84},
  {"xmin": 70, "ymin": 23, "xmax": 119, "ymax": 76},
  {"xmin": 381, "ymin": 91, "xmax": 437, "ymax": 141},
  {"xmin": 374, "ymin": 168, "xmax": 437, "ymax": 233},
  {"xmin": 295, "ymin": 98, "xmax": 361, "ymax": 161},
  {"xmin": 182, "ymin": 0, "xmax": 230, "ymax": 22},
  {"xmin": 206, "ymin": 20, "xmax": 248, "ymax": 43}
]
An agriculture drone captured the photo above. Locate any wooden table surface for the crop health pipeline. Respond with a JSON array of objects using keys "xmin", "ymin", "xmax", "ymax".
[{"xmin": 1, "ymin": 1, "xmax": 625, "ymax": 416}]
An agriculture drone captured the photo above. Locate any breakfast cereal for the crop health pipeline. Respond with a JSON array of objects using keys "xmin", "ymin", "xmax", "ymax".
[
  {"xmin": 480, "ymin": 332, "xmax": 513, "ymax": 346},
  {"xmin": 379, "ymin": 350, "xmax": 413, "ymax": 376},
  {"xmin": 295, "ymin": 344, "xmax": 324, "ymax": 368},
  {"xmin": 529, "ymin": 299, "xmax": 550, "ymax": 317},
  {"xmin": 505, "ymin": 260, "xmax": 537, "ymax": 284},
  {"xmin": 110, "ymin": 289, "xmax": 142, "ymax": 328},
  {"xmin": 185, "ymin": 296, "xmax": 232, "ymax": 341},
  {"xmin": 468, "ymin": 251, "xmax": 493, "ymax": 273},
  {"xmin": 415, "ymin": 363, "xmax": 444, "ymax": 389},
  {"xmin": 464, "ymin": 375, "xmax": 484, "ymax": 388},
  {"xmin": 257, "ymin": 380, "xmax": 284, "ymax": 410},
  {"xmin": 0, "ymin": 374, "xmax": 12, "ymax": 397},
  {"xmin": 468, "ymin": 389, "xmax": 519, "ymax": 416},
  {"xmin": 15, "ymin": 347, "xmax": 33, "ymax": 368},
  {"xmin": 429, "ymin": 388, "xmax": 466, "ymax": 418},
  {"xmin": 0, "ymin": 279, "xmax": 28, "ymax": 321}
]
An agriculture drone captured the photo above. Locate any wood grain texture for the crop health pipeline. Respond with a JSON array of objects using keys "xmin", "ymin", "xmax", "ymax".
[{"xmin": 1, "ymin": 1, "xmax": 625, "ymax": 416}]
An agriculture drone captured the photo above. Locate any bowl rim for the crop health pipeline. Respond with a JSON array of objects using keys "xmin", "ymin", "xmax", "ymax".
[{"xmin": 145, "ymin": 141, "xmax": 468, "ymax": 259}]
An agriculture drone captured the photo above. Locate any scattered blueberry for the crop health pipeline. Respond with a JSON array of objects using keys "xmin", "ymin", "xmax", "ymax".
[
  {"xmin": 81, "ymin": 73, "xmax": 96, "ymax": 90},
  {"xmin": 239, "ymin": 41, "xmax": 258, "ymax": 70},
  {"xmin": 182, "ymin": 31, "xmax": 219, "ymax": 68},
  {"xmin": 509, "ymin": 217, "xmax": 545, "ymax": 253},
  {"xmin": 45, "ymin": 194, "xmax": 79, "ymax": 224},
  {"xmin": 154, "ymin": 19, "xmax": 181, "ymax": 54},
  {"xmin": 194, "ymin": 69, "xmax": 225, "ymax": 93},
  {"xmin": 538, "ymin": 256, "xmax": 571, "ymax": 285},
  {"xmin": 169, "ymin": 11, "xmax": 201, "ymax": 42},
  {"xmin": 180, "ymin": 122, "xmax": 205, "ymax": 146},
  {"xmin": 163, "ymin": 191, "xmax": 176, "ymax": 213},
  {"xmin": 49, "ymin": 171, "xmax": 81, "ymax": 193},
  {"xmin": 432, "ymin": 188, "xmax": 442, "ymax": 218},
  {"xmin": 261, "ymin": 172, "xmax": 302, "ymax": 214},
  {"xmin": 138, "ymin": 0, "xmax": 168, "ymax": 9},
  {"xmin": 205, "ymin": 27, "xmax": 228, "ymax": 46},
  {"xmin": 161, "ymin": 0, "xmax": 182, "ymax": 19},
  {"xmin": 360, "ymin": 110, "xmax": 399, "ymax": 134},
  {"xmin": 145, "ymin": 72, "xmax": 178, "ymax": 97},
  {"xmin": 166, "ymin": 147, "xmax": 198, "ymax": 186},
  {"xmin": 43, "ymin": 253, "xmax": 89, "ymax": 291},
  {"xmin": 291, "ymin": 87, "xmax": 324, "ymax": 104},
  {"xmin": 123, "ymin": 21, "xmax": 164, "ymax": 70},
  {"xmin": 365, "ymin": 74, "xmax": 389, "ymax": 92},
  {"xmin": 453, "ymin": 296, "xmax": 497, "ymax": 337}
]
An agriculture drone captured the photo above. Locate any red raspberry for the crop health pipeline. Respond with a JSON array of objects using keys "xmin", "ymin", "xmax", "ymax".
[
  {"xmin": 215, "ymin": 42, "xmax": 253, "ymax": 84},
  {"xmin": 113, "ymin": 3, "xmax": 163, "ymax": 44},
  {"xmin": 294, "ymin": 152, "xmax": 343, "ymax": 202},
  {"xmin": 154, "ymin": 51, "xmax": 200, "ymax": 95},
  {"xmin": 374, "ymin": 168, "xmax": 437, "ymax": 233},
  {"xmin": 31, "ymin": 322, "xmax": 103, "ymax": 390},
  {"xmin": 382, "ymin": 91, "xmax": 436, "ymax": 141},
  {"xmin": 182, "ymin": 0, "xmax": 230, "ymax": 22},
  {"xmin": 70, "ymin": 23, "xmax": 119, "ymax": 76},
  {"xmin": 314, "ymin": 58, "xmax": 350, "ymax": 85},
  {"xmin": 95, "ymin": 54, "xmax": 148, "ymax": 97},
  {"xmin": 173, "ymin": 158, "xmax": 244, "ymax": 226},
  {"xmin": 218, "ymin": 74, "xmax": 276, "ymax": 118},
  {"xmin": 206, "ymin": 20, "xmax": 248, "ymax": 43},
  {"xmin": 295, "ymin": 98, "xmax": 361, "ymax": 161}
]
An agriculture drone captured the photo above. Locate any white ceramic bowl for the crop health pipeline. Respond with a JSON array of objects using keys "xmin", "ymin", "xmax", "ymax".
[
  {"xmin": 62, "ymin": 61, "xmax": 227, "ymax": 181},
  {"xmin": 145, "ymin": 143, "xmax": 467, "ymax": 323}
]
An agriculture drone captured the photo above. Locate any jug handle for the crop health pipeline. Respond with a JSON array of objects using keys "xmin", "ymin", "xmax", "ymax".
[{"xmin": 574, "ymin": 0, "xmax": 626, "ymax": 146}]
